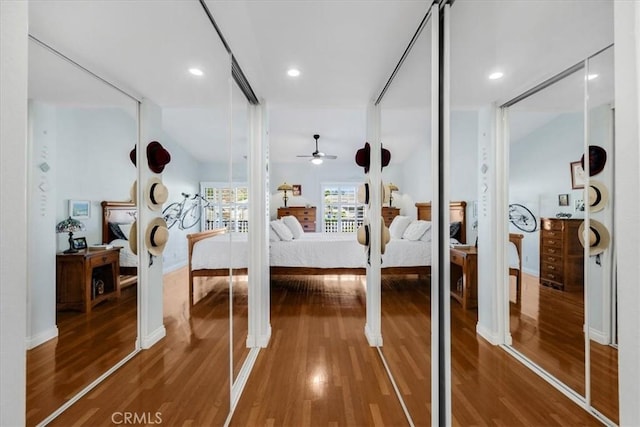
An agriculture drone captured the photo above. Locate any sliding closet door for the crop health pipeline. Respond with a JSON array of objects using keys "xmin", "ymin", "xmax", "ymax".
[
  {"xmin": 25, "ymin": 37, "xmax": 139, "ymax": 427},
  {"xmin": 378, "ymin": 12, "xmax": 435, "ymax": 427}
]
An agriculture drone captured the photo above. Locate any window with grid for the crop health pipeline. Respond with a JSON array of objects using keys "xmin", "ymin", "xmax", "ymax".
[
  {"xmin": 200, "ymin": 182, "xmax": 249, "ymax": 232},
  {"xmin": 321, "ymin": 183, "xmax": 364, "ymax": 233}
]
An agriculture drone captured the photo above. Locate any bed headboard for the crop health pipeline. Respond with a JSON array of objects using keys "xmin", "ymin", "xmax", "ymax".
[
  {"xmin": 415, "ymin": 201, "xmax": 467, "ymax": 243},
  {"xmin": 101, "ymin": 201, "xmax": 137, "ymax": 244}
]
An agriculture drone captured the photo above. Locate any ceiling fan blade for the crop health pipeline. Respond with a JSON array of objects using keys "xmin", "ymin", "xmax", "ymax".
[
  {"xmin": 324, "ymin": 155, "xmax": 337, "ymax": 160},
  {"xmin": 296, "ymin": 155, "xmax": 313, "ymax": 158}
]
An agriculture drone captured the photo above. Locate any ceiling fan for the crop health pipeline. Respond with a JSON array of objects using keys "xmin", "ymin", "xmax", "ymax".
[{"xmin": 296, "ymin": 134, "xmax": 337, "ymax": 164}]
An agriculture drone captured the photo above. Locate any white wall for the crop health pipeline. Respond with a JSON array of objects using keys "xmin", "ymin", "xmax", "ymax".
[
  {"xmin": 451, "ymin": 110, "xmax": 479, "ymax": 243},
  {"xmin": 0, "ymin": 1, "xmax": 28, "ymax": 424}
]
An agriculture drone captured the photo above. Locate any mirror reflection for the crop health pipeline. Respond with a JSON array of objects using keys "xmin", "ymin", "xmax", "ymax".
[
  {"xmin": 26, "ymin": 39, "xmax": 139, "ymax": 426},
  {"xmin": 507, "ymin": 67, "xmax": 586, "ymax": 395},
  {"xmin": 379, "ymin": 15, "xmax": 433, "ymax": 426}
]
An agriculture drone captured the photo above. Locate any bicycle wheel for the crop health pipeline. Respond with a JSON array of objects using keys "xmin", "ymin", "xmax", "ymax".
[
  {"xmin": 509, "ymin": 203, "xmax": 537, "ymax": 232},
  {"xmin": 181, "ymin": 203, "xmax": 202, "ymax": 230},
  {"xmin": 163, "ymin": 202, "xmax": 182, "ymax": 229}
]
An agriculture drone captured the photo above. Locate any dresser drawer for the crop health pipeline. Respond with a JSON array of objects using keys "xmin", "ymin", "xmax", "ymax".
[
  {"xmin": 88, "ymin": 250, "xmax": 118, "ymax": 268},
  {"xmin": 542, "ymin": 229, "xmax": 562, "ymax": 239},
  {"xmin": 541, "ymin": 246, "xmax": 562, "ymax": 256},
  {"xmin": 450, "ymin": 251, "xmax": 465, "ymax": 266},
  {"xmin": 541, "ymin": 270, "xmax": 564, "ymax": 284},
  {"xmin": 542, "ymin": 237, "xmax": 563, "ymax": 248},
  {"xmin": 542, "ymin": 254, "xmax": 561, "ymax": 264},
  {"xmin": 300, "ymin": 221, "xmax": 316, "ymax": 232},
  {"xmin": 541, "ymin": 261, "xmax": 563, "ymax": 276},
  {"xmin": 541, "ymin": 220, "xmax": 564, "ymax": 231}
]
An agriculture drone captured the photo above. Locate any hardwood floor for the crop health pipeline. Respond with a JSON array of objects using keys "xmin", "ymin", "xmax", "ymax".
[
  {"xmin": 379, "ymin": 274, "xmax": 603, "ymax": 426},
  {"xmin": 38, "ymin": 269, "xmax": 608, "ymax": 426},
  {"xmin": 26, "ymin": 287, "xmax": 137, "ymax": 427}
]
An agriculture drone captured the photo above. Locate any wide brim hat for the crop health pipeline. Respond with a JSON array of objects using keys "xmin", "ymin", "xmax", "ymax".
[
  {"xmin": 380, "ymin": 218, "xmax": 390, "ymax": 255},
  {"xmin": 588, "ymin": 180, "xmax": 608, "ymax": 213},
  {"xmin": 580, "ymin": 145, "xmax": 607, "ymax": 176},
  {"xmin": 357, "ymin": 182, "xmax": 370, "ymax": 205},
  {"xmin": 129, "ymin": 141, "xmax": 172, "ymax": 174},
  {"xmin": 129, "ymin": 220, "xmax": 138, "ymax": 255},
  {"xmin": 145, "ymin": 217, "xmax": 169, "ymax": 256},
  {"xmin": 145, "ymin": 177, "xmax": 169, "ymax": 211},
  {"xmin": 355, "ymin": 142, "xmax": 391, "ymax": 173},
  {"xmin": 357, "ymin": 218, "xmax": 370, "ymax": 247},
  {"xmin": 578, "ymin": 219, "xmax": 610, "ymax": 256}
]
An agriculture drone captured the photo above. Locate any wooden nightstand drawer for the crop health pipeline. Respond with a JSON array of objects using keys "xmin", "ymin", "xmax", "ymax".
[
  {"xmin": 88, "ymin": 250, "xmax": 118, "ymax": 268},
  {"xmin": 450, "ymin": 251, "xmax": 465, "ymax": 265}
]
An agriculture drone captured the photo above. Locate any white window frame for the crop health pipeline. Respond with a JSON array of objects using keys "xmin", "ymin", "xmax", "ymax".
[
  {"xmin": 320, "ymin": 182, "xmax": 364, "ymax": 233},
  {"xmin": 200, "ymin": 181, "xmax": 249, "ymax": 232}
]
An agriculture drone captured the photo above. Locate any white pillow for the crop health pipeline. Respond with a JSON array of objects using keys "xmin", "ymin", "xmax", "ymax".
[
  {"xmin": 120, "ymin": 223, "xmax": 133, "ymax": 240},
  {"xmin": 271, "ymin": 220, "xmax": 293, "ymax": 241},
  {"xmin": 403, "ymin": 220, "xmax": 432, "ymax": 241},
  {"xmin": 420, "ymin": 226, "xmax": 432, "ymax": 242},
  {"xmin": 269, "ymin": 227, "xmax": 281, "ymax": 242},
  {"xmin": 389, "ymin": 215, "xmax": 412, "ymax": 239},
  {"xmin": 281, "ymin": 215, "xmax": 304, "ymax": 239}
]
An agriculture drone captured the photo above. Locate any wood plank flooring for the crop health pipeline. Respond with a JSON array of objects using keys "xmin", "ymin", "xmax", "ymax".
[{"xmin": 35, "ymin": 268, "xmax": 610, "ymax": 426}]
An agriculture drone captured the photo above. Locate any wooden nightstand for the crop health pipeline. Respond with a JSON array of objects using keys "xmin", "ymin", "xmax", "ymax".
[
  {"xmin": 450, "ymin": 246, "xmax": 477, "ymax": 310},
  {"xmin": 382, "ymin": 207, "xmax": 400, "ymax": 227},
  {"xmin": 277, "ymin": 206, "xmax": 316, "ymax": 232},
  {"xmin": 56, "ymin": 248, "xmax": 121, "ymax": 313}
]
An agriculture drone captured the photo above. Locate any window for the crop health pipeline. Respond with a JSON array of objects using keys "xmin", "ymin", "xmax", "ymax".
[
  {"xmin": 200, "ymin": 182, "xmax": 249, "ymax": 232},
  {"xmin": 321, "ymin": 183, "xmax": 364, "ymax": 233}
]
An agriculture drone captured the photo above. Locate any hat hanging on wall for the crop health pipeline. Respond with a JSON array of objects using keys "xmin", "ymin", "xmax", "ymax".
[
  {"xmin": 588, "ymin": 180, "xmax": 608, "ymax": 212},
  {"xmin": 356, "ymin": 217, "xmax": 390, "ymax": 254},
  {"xmin": 357, "ymin": 180, "xmax": 389, "ymax": 207},
  {"xmin": 130, "ymin": 180, "xmax": 137, "ymax": 205},
  {"xmin": 145, "ymin": 217, "xmax": 169, "ymax": 256},
  {"xmin": 129, "ymin": 220, "xmax": 138, "ymax": 255},
  {"xmin": 578, "ymin": 219, "xmax": 610, "ymax": 256},
  {"xmin": 380, "ymin": 218, "xmax": 390, "ymax": 254},
  {"xmin": 129, "ymin": 141, "xmax": 172, "ymax": 173},
  {"xmin": 355, "ymin": 142, "xmax": 391, "ymax": 173},
  {"xmin": 357, "ymin": 218, "xmax": 370, "ymax": 247},
  {"xmin": 145, "ymin": 177, "xmax": 169, "ymax": 211},
  {"xmin": 580, "ymin": 145, "xmax": 607, "ymax": 176}
]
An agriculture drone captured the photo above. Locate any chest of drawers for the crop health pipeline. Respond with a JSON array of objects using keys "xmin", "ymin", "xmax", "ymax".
[
  {"xmin": 277, "ymin": 206, "xmax": 316, "ymax": 232},
  {"xmin": 539, "ymin": 218, "xmax": 584, "ymax": 291},
  {"xmin": 382, "ymin": 207, "xmax": 400, "ymax": 227}
]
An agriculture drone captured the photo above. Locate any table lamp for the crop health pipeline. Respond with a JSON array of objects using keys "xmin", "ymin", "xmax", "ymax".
[
  {"xmin": 388, "ymin": 183, "xmax": 399, "ymax": 207},
  {"xmin": 56, "ymin": 217, "xmax": 86, "ymax": 253},
  {"xmin": 277, "ymin": 182, "xmax": 293, "ymax": 207}
]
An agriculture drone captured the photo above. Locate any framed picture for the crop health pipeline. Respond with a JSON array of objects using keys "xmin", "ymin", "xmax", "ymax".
[
  {"xmin": 72, "ymin": 237, "xmax": 87, "ymax": 250},
  {"xmin": 69, "ymin": 200, "xmax": 90, "ymax": 219},
  {"xmin": 570, "ymin": 161, "xmax": 585, "ymax": 189},
  {"xmin": 575, "ymin": 199, "xmax": 585, "ymax": 212},
  {"xmin": 558, "ymin": 194, "xmax": 569, "ymax": 206},
  {"xmin": 292, "ymin": 184, "xmax": 302, "ymax": 197}
]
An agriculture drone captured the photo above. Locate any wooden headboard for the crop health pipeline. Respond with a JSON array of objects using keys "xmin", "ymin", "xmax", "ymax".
[
  {"xmin": 415, "ymin": 201, "xmax": 467, "ymax": 243},
  {"xmin": 101, "ymin": 201, "xmax": 137, "ymax": 244}
]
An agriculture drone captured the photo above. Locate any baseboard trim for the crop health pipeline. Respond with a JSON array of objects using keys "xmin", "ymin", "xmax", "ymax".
[
  {"xmin": 26, "ymin": 326, "xmax": 58, "ymax": 349},
  {"xmin": 589, "ymin": 327, "xmax": 609, "ymax": 345},
  {"xmin": 476, "ymin": 323, "xmax": 502, "ymax": 345},
  {"xmin": 141, "ymin": 325, "xmax": 166, "ymax": 349},
  {"xmin": 226, "ymin": 348, "xmax": 260, "ymax": 427},
  {"xmin": 246, "ymin": 325, "xmax": 271, "ymax": 348},
  {"xmin": 364, "ymin": 324, "xmax": 383, "ymax": 347}
]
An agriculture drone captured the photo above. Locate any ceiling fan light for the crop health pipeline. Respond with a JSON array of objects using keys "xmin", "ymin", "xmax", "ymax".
[{"xmin": 311, "ymin": 158, "xmax": 323, "ymax": 165}]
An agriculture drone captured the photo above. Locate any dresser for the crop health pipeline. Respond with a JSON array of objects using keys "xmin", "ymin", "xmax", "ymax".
[
  {"xmin": 277, "ymin": 206, "xmax": 316, "ymax": 232},
  {"xmin": 56, "ymin": 248, "xmax": 121, "ymax": 313},
  {"xmin": 539, "ymin": 218, "xmax": 584, "ymax": 291},
  {"xmin": 382, "ymin": 207, "xmax": 400, "ymax": 227}
]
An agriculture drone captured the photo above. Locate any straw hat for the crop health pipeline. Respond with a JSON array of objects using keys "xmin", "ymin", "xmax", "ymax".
[
  {"xmin": 587, "ymin": 180, "xmax": 608, "ymax": 213},
  {"xmin": 578, "ymin": 219, "xmax": 610, "ymax": 256},
  {"xmin": 145, "ymin": 177, "xmax": 169, "ymax": 211},
  {"xmin": 380, "ymin": 218, "xmax": 390, "ymax": 255},
  {"xmin": 357, "ymin": 180, "xmax": 388, "ymax": 207},
  {"xmin": 357, "ymin": 218, "xmax": 370, "ymax": 247},
  {"xmin": 129, "ymin": 220, "xmax": 138, "ymax": 255},
  {"xmin": 357, "ymin": 218, "xmax": 390, "ymax": 254},
  {"xmin": 145, "ymin": 217, "xmax": 169, "ymax": 256}
]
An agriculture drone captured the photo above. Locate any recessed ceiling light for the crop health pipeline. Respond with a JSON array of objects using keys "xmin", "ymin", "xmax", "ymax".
[
  {"xmin": 488, "ymin": 71, "xmax": 504, "ymax": 80},
  {"xmin": 287, "ymin": 68, "xmax": 301, "ymax": 77},
  {"xmin": 311, "ymin": 158, "xmax": 323, "ymax": 165},
  {"xmin": 189, "ymin": 68, "xmax": 204, "ymax": 76},
  {"xmin": 587, "ymin": 73, "xmax": 599, "ymax": 80}
]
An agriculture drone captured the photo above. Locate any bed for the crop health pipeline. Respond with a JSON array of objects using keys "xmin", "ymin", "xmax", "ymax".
[
  {"xmin": 187, "ymin": 201, "xmax": 468, "ymax": 305},
  {"xmin": 101, "ymin": 201, "xmax": 138, "ymax": 288},
  {"xmin": 508, "ymin": 233, "xmax": 523, "ymax": 301}
]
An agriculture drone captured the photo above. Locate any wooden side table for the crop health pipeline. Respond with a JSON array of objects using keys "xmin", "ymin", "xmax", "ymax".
[
  {"xmin": 56, "ymin": 248, "xmax": 121, "ymax": 313},
  {"xmin": 450, "ymin": 246, "xmax": 478, "ymax": 310}
]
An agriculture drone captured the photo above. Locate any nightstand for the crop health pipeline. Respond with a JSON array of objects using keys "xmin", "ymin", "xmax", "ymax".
[
  {"xmin": 450, "ymin": 246, "xmax": 478, "ymax": 310},
  {"xmin": 56, "ymin": 248, "xmax": 121, "ymax": 313}
]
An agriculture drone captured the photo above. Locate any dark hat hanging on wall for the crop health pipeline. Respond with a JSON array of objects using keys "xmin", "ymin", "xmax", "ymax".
[
  {"xmin": 355, "ymin": 142, "xmax": 391, "ymax": 173},
  {"xmin": 129, "ymin": 141, "xmax": 172, "ymax": 173},
  {"xmin": 580, "ymin": 145, "xmax": 607, "ymax": 176}
]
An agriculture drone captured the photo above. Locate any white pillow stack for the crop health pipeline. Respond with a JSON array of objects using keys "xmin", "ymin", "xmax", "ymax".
[
  {"xmin": 269, "ymin": 227, "xmax": 280, "ymax": 242},
  {"xmin": 120, "ymin": 223, "xmax": 133, "ymax": 240},
  {"xmin": 281, "ymin": 215, "xmax": 305, "ymax": 239},
  {"xmin": 270, "ymin": 219, "xmax": 294, "ymax": 241},
  {"xmin": 402, "ymin": 220, "xmax": 432, "ymax": 241},
  {"xmin": 389, "ymin": 215, "xmax": 412, "ymax": 239}
]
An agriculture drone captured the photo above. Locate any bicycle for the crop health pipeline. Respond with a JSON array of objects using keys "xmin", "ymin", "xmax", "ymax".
[
  {"xmin": 509, "ymin": 203, "xmax": 537, "ymax": 232},
  {"xmin": 163, "ymin": 192, "xmax": 208, "ymax": 230}
]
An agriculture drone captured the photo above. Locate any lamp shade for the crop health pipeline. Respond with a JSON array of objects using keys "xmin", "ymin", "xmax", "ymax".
[
  {"xmin": 277, "ymin": 182, "xmax": 293, "ymax": 191},
  {"xmin": 56, "ymin": 217, "xmax": 86, "ymax": 233},
  {"xmin": 388, "ymin": 183, "xmax": 399, "ymax": 192}
]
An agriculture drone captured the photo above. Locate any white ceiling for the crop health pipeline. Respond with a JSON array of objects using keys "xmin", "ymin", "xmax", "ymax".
[{"xmin": 27, "ymin": 0, "xmax": 614, "ymax": 164}]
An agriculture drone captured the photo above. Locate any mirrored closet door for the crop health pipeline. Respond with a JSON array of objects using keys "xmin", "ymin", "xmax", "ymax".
[
  {"xmin": 26, "ymin": 38, "xmax": 139, "ymax": 426},
  {"xmin": 379, "ymin": 11, "xmax": 434, "ymax": 426}
]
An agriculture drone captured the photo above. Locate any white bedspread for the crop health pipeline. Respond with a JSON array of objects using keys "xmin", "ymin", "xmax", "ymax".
[
  {"xmin": 508, "ymin": 241, "xmax": 520, "ymax": 269},
  {"xmin": 191, "ymin": 232, "xmax": 432, "ymax": 270},
  {"xmin": 111, "ymin": 239, "xmax": 138, "ymax": 268}
]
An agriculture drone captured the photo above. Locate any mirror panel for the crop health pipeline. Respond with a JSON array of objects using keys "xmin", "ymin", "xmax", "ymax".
[
  {"xmin": 507, "ymin": 67, "xmax": 586, "ymax": 396},
  {"xmin": 26, "ymin": 38, "xmax": 138, "ymax": 425},
  {"xmin": 586, "ymin": 45, "xmax": 618, "ymax": 423},
  {"xmin": 231, "ymin": 81, "xmax": 250, "ymax": 383},
  {"xmin": 379, "ymin": 16, "xmax": 433, "ymax": 426}
]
